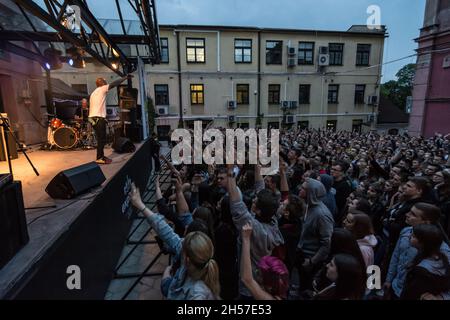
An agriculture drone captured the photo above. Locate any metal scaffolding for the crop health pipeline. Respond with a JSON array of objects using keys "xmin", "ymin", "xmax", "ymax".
[{"xmin": 0, "ymin": 0, "xmax": 161, "ymax": 75}]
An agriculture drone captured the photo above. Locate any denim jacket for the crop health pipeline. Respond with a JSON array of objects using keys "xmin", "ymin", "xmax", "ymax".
[
  {"xmin": 386, "ymin": 226, "xmax": 450, "ymax": 298},
  {"xmin": 146, "ymin": 213, "xmax": 217, "ymax": 300}
]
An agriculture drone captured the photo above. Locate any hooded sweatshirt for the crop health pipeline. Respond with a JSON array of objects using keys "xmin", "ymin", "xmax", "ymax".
[
  {"xmin": 357, "ymin": 235, "xmax": 378, "ymax": 267},
  {"xmin": 297, "ymin": 178, "xmax": 335, "ymax": 264},
  {"xmin": 319, "ymin": 174, "xmax": 338, "ymax": 220}
]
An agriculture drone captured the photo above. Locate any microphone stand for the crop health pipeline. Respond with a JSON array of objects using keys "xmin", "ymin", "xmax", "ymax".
[{"xmin": 0, "ymin": 113, "xmax": 39, "ymax": 178}]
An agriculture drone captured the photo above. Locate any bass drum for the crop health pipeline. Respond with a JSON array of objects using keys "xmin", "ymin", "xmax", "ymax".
[{"xmin": 53, "ymin": 126, "xmax": 78, "ymax": 149}]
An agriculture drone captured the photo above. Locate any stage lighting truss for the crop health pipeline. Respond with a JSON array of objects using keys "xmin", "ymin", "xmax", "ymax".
[{"xmin": 0, "ymin": 0, "xmax": 161, "ymax": 75}]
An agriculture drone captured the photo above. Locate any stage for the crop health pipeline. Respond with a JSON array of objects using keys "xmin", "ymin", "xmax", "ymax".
[{"xmin": 0, "ymin": 139, "xmax": 153, "ymax": 299}]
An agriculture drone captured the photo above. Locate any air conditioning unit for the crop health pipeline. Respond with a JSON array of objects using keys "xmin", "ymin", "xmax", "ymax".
[
  {"xmin": 228, "ymin": 115, "xmax": 236, "ymax": 123},
  {"xmin": 283, "ymin": 115, "xmax": 295, "ymax": 124},
  {"xmin": 319, "ymin": 46, "xmax": 329, "ymax": 54},
  {"xmin": 280, "ymin": 101, "xmax": 290, "ymax": 109},
  {"xmin": 288, "ymin": 57, "xmax": 297, "ymax": 67},
  {"xmin": 367, "ymin": 95, "xmax": 378, "ymax": 105},
  {"xmin": 287, "ymin": 46, "xmax": 296, "ymax": 56},
  {"xmin": 367, "ymin": 114, "xmax": 375, "ymax": 122},
  {"xmin": 289, "ymin": 101, "xmax": 298, "ymax": 109},
  {"xmin": 157, "ymin": 106, "xmax": 169, "ymax": 115},
  {"xmin": 318, "ymin": 53, "xmax": 330, "ymax": 66},
  {"xmin": 227, "ymin": 100, "xmax": 237, "ymax": 109},
  {"xmin": 443, "ymin": 55, "xmax": 450, "ymax": 68}
]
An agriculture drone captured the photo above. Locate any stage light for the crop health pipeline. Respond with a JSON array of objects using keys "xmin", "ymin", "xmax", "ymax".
[
  {"xmin": 43, "ymin": 48, "xmax": 63, "ymax": 70},
  {"xmin": 111, "ymin": 62, "xmax": 119, "ymax": 70},
  {"xmin": 68, "ymin": 58, "xmax": 74, "ymax": 66}
]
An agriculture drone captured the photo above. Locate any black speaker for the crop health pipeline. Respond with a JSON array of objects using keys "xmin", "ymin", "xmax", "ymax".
[
  {"xmin": 45, "ymin": 162, "xmax": 106, "ymax": 199},
  {"xmin": 0, "ymin": 181, "xmax": 29, "ymax": 269},
  {"xmin": 0, "ymin": 130, "xmax": 19, "ymax": 161},
  {"xmin": 112, "ymin": 137, "xmax": 135, "ymax": 153}
]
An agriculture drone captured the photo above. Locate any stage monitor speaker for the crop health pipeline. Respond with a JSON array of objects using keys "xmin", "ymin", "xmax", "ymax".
[
  {"xmin": 112, "ymin": 137, "xmax": 135, "ymax": 153},
  {"xmin": 45, "ymin": 162, "xmax": 106, "ymax": 199},
  {"xmin": 0, "ymin": 181, "xmax": 29, "ymax": 269},
  {"xmin": 0, "ymin": 130, "xmax": 18, "ymax": 161}
]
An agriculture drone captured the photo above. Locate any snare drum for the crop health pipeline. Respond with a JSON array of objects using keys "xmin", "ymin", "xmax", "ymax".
[{"xmin": 52, "ymin": 126, "xmax": 78, "ymax": 149}]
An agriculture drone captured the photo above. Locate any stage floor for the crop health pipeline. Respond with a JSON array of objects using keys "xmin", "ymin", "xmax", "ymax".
[
  {"xmin": 0, "ymin": 144, "xmax": 143, "ymax": 210},
  {"xmin": 0, "ymin": 142, "xmax": 147, "ymax": 298}
]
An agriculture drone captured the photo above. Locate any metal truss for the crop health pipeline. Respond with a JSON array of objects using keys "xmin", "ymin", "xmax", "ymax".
[{"xmin": 0, "ymin": 0, "xmax": 161, "ymax": 74}]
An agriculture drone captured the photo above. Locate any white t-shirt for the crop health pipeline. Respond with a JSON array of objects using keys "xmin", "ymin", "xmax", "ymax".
[{"xmin": 89, "ymin": 84, "xmax": 109, "ymax": 118}]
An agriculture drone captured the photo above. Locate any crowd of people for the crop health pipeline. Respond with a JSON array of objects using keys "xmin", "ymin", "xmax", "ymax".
[{"xmin": 129, "ymin": 128, "xmax": 450, "ymax": 300}]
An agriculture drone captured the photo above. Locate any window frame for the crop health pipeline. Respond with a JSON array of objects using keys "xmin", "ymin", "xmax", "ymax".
[
  {"xmin": 186, "ymin": 38, "xmax": 206, "ymax": 64},
  {"xmin": 326, "ymin": 120, "xmax": 337, "ymax": 132},
  {"xmin": 160, "ymin": 37, "xmax": 169, "ymax": 63},
  {"xmin": 298, "ymin": 41, "xmax": 315, "ymax": 65},
  {"xmin": 190, "ymin": 84, "xmax": 204, "ymax": 105},
  {"xmin": 266, "ymin": 40, "xmax": 283, "ymax": 65},
  {"xmin": 354, "ymin": 84, "xmax": 366, "ymax": 105},
  {"xmin": 154, "ymin": 84, "xmax": 169, "ymax": 105},
  {"xmin": 356, "ymin": 44, "xmax": 371, "ymax": 66},
  {"xmin": 329, "ymin": 43, "xmax": 344, "ymax": 66},
  {"xmin": 299, "ymin": 84, "xmax": 311, "ymax": 104},
  {"xmin": 234, "ymin": 39, "xmax": 252, "ymax": 64},
  {"xmin": 328, "ymin": 84, "xmax": 340, "ymax": 104},
  {"xmin": 236, "ymin": 84, "xmax": 250, "ymax": 105},
  {"xmin": 268, "ymin": 84, "xmax": 281, "ymax": 105}
]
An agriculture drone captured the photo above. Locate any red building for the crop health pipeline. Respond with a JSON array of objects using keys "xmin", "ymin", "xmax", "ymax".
[{"xmin": 409, "ymin": 0, "xmax": 450, "ymax": 137}]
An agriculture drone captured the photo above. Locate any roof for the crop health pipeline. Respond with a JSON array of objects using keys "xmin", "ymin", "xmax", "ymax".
[
  {"xmin": 377, "ymin": 95, "xmax": 410, "ymax": 124},
  {"xmin": 45, "ymin": 78, "xmax": 87, "ymax": 100},
  {"xmin": 158, "ymin": 24, "xmax": 387, "ymax": 37}
]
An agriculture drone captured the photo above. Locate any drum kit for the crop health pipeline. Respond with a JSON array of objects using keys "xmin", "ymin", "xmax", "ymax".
[{"xmin": 46, "ymin": 117, "xmax": 96, "ymax": 150}]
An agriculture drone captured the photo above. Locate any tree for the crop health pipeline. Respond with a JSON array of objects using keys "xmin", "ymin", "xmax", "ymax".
[{"xmin": 381, "ymin": 63, "xmax": 416, "ymax": 111}]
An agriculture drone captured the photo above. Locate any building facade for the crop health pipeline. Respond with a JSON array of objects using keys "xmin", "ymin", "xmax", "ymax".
[
  {"xmin": 51, "ymin": 23, "xmax": 387, "ymax": 138},
  {"xmin": 409, "ymin": 0, "xmax": 450, "ymax": 137}
]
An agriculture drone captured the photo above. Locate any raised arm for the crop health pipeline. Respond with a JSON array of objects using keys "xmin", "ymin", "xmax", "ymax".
[
  {"xmin": 240, "ymin": 223, "xmax": 275, "ymax": 300},
  {"xmin": 175, "ymin": 176, "xmax": 190, "ymax": 215},
  {"xmin": 130, "ymin": 183, "xmax": 182, "ymax": 255},
  {"xmin": 108, "ymin": 74, "xmax": 132, "ymax": 90},
  {"xmin": 279, "ymin": 160, "xmax": 289, "ymax": 195},
  {"xmin": 160, "ymin": 154, "xmax": 180, "ymax": 176}
]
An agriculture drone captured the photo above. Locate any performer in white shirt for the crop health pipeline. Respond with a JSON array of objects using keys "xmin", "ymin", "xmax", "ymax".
[{"xmin": 89, "ymin": 74, "xmax": 132, "ymax": 164}]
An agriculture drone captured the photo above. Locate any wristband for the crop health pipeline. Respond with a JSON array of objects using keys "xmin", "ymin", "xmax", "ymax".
[{"xmin": 137, "ymin": 205, "xmax": 146, "ymax": 214}]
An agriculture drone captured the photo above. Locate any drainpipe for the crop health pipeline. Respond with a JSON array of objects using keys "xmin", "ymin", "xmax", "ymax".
[
  {"xmin": 176, "ymin": 31, "xmax": 183, "ymax": 128},
  {"xmin": 257, "ymin": 30, "xmax": 261, "ymax": 128}
]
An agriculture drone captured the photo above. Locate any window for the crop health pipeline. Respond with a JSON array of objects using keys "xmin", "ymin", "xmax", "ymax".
[
  {"xmin": 354, "ymin": 85, "xmax": 366, "ymax": 104},
  {"xmin": 236, "ymin": 84, "xmax": 249, "ymax": 105},
  {"xmin": 154, "ymin": 84, "xmax": 169, "ymax": 105},
  {"xmin": 298, "ymin": 121, "xmax": 309, "ymax": 130},
  {"xmin": 268, "ymin": 121, "xmax": 280, "ymax": 129},
  {"xmin": 160, "ymin": 38, "xmax": 169, "ymax": 63},
  {"xmin": 298, "ymin": 42, "xmax": 315, "ymax": 65},
  {"xmin": 235, "ymin": 39, "xmax": 252, "ymax": 63},
  {"xmin": 239, "ymin": 123, "xmax": 250, "ymax": 129},
  {"xmin": 326, "ymin": 120, "xmax": 337, "ymax": 132},
  {"xmin": 71, "ymin": 84, "xmax": 88, "ymax": 95},
  {"xmin": 329, "ymin": 43, "xmax": 344, "ymax": 65},
  {"xmin": 352, "ymin": 119, "xmax": 363, "ymax": 133},
  {"xmin": 268, "ymin": 84, "xmax": 280, "ymax": 104},
  {"xmin": 190, "ymin": 84, "xmax": 204, "ymax": 105},
  {"xmin": 186, "ymin": 38, "xmax": 205, "ymax": 63},
  {"xmin": 266, "ymin": 41, "xmax": 282, "ymax": 65},
  {"xmin": 299, "ymin": 85, "xmax": 311, "ymax": 104},
  {"xmin": 328, "ymin": 84, "xmax": 339, "ymax": 104},
  {"xmin": 356, "ymin": 44, "xmax": 371, "ymax": 66}
]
